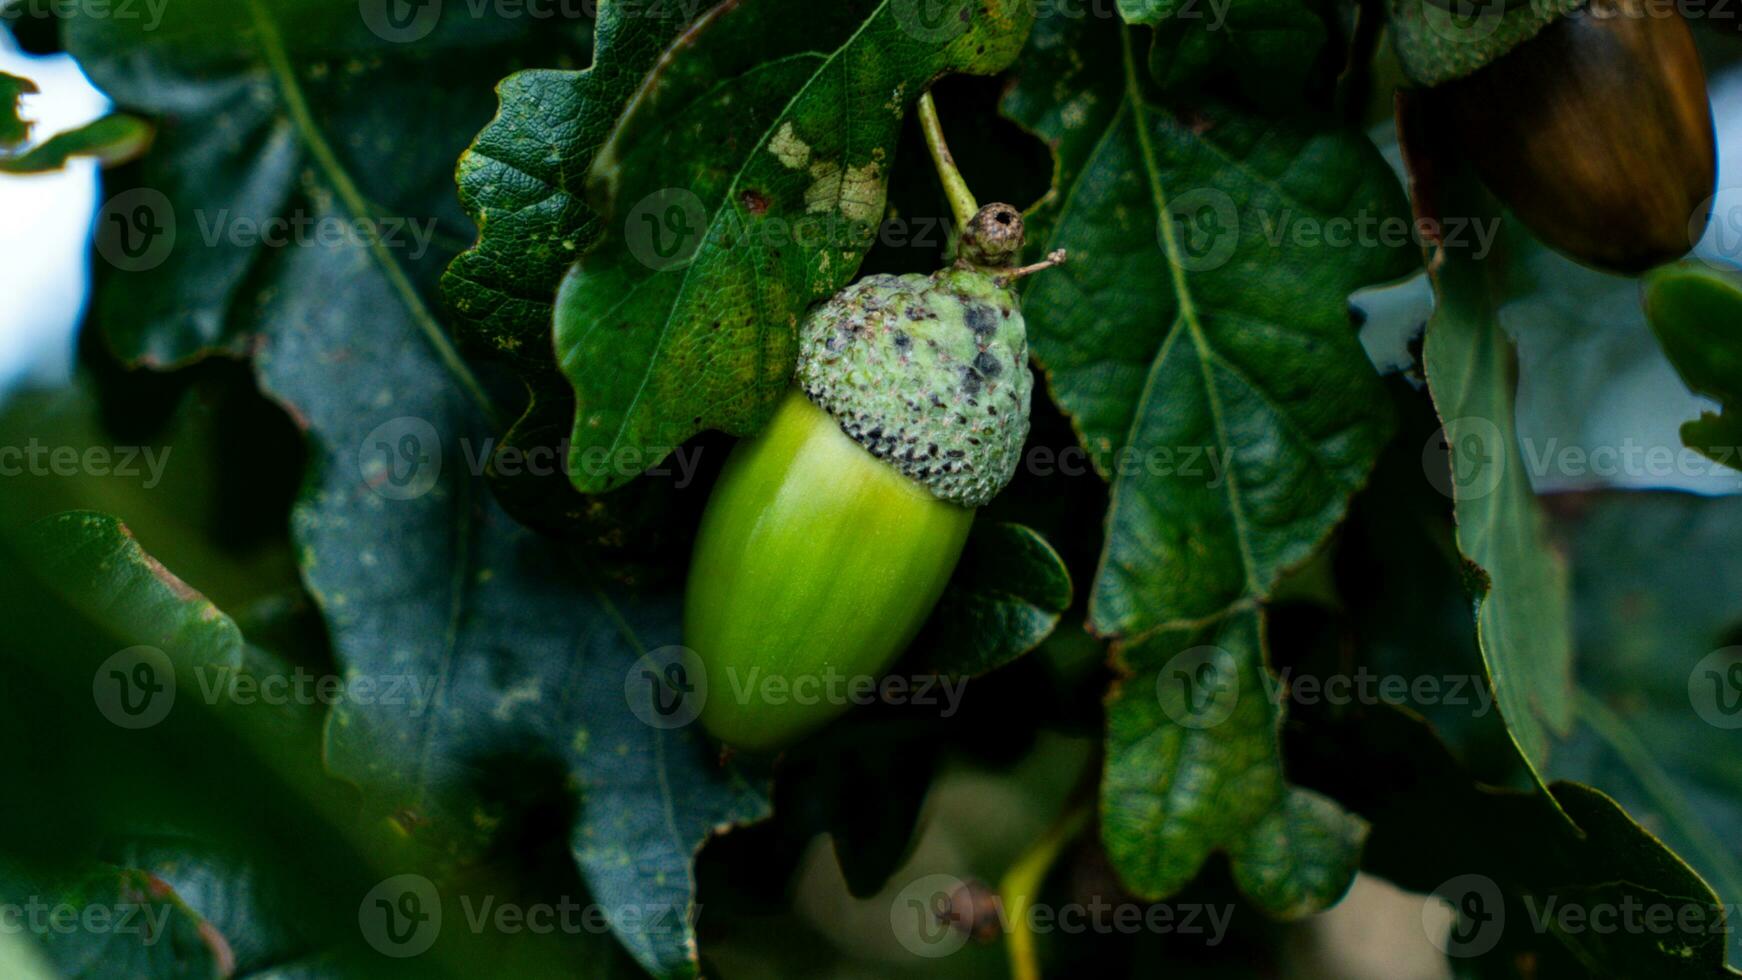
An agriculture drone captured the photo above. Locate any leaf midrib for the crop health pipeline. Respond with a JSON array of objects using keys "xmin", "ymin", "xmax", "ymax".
[
  {"xmin": 1117, "ymin": 24, "xmax": 1263, "ymax": 606},
  {"xmin": 245, "ymin": 0, "xmax": 499, "ymax": 429},
  {"xmin": 582, "ymin": 0, "xmax": 895, "ymax": 464}
]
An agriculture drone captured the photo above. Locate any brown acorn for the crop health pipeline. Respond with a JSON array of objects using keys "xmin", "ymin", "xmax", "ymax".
[{"xmin": 1429, "ymin": 0, "xmax": 1716, "ymax": 274}]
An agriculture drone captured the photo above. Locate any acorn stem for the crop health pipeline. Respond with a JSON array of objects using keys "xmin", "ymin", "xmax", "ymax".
[
  {"xmin": 997, "ymin": 249, "xmax": 1068, "ymax": 286},
  {"xmin": 917, "ymin": 90, "xmax": 980, "ymax": 234}
]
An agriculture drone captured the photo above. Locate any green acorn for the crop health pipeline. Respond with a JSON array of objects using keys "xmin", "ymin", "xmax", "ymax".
[{"xmin": 684, "ymin": 204, "xmax": 1064, "ymax": 751}]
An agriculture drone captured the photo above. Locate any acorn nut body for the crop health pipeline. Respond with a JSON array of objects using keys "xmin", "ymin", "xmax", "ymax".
[
  {"xmin": 684, "ymin": 216, "xmax": 1040, "ymax": 751},
  {"xmin": 1430, "ymin": 1, "xmax": 1716, "ymax": 275}
]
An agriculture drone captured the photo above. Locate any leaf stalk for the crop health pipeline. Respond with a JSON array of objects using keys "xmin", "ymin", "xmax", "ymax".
[{"xmin": 917, "ymin": 90, "xmax": 980, "ymax": 234}]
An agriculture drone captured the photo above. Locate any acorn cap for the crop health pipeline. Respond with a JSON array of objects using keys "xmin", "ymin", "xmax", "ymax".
[{"xmin": 795, "ymin": 265, "xmax": 1032, "ymax": 508}]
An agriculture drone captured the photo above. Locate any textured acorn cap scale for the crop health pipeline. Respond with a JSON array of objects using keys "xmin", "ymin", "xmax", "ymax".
[
  {"xmin": 794, "ymin": 203, "xmax": 1049, "ymax": 508},
  {"xmin": 795, "ymin": 267, "xmax": 1031, "ymax": 508}
]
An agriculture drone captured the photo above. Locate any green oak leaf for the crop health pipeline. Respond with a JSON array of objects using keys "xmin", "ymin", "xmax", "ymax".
[
  {"xmin": 1006, "ymin": 16, "xmax": 1415, "ymax": 636},
  {"xmin": 246, "ymin": 157, "xmax": 766, "ymax": 979},
  {"xmin": 1103, "ymin": 607, "xmax": 1366, "ymax": 913},
  {"xmin": 1414, "ymin": 166, "xmax": 1575, "ymax": 773},
  {"xmin": 1, "ymin": 70, "xmax": 37, "ymax": 147},
  {"xmin": 440, "ymin": 0, "xmax": 702, "ymax": 535},
  {"xmin": 74, "ymin": 3, "xmax": 769, "ymax": 973},
  {"xmin": 1225, "ymin": 787, "xmax": 1366, "ymax": 919},
  {"xmin": 0, "ymin": 113, "xmax": 153, "ymax": 172},
  {"xmin": 1547, "ymin": 491, "xmax": 1742, "ymax": 966},
  {"xmin": 1118, "ymin": 0, "xmax": 1329, "ymax": 106},
  {"xmin": 553, "ymin": 0, "xmax": 1034, "ymax": 492},
  {"xmin": 1004, "ymin": 14, "xmax": 1412, "ymax": 912},
  {"xmin": 912, "ymin": 522, "xmax": 1072, "ymax": 679},
  {"xmin": 444, "ymin": 0, "xmax": 697, "ymax": 369},
  {"xmin": 1346, "ymin": 711, "xmax": 1735, "ymax": 976},
  {"xmin": 1645, "ymin": 264, "xmax": 1742, "ymax": 470},
  {"xmin": 9, "ymin": 512, "xmax": 639, "ymax": 977},
  {"xmin": 67, "ymin": 0, "xmax": 592, "ymax": 367}
]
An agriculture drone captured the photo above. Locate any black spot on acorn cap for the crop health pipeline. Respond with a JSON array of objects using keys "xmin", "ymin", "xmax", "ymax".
[
  {"xmin": 973, "ymin": 351, "xmax": 1001, "ymax": 377},
  {"xmin": 965, "ymin": 306, "xmax": 996, "ymax": 337}
]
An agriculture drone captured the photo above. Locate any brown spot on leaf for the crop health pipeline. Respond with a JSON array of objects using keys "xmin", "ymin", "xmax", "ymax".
[{"xmin": 741, "ymin": 189, "xmax": 770, "ymax": 215}]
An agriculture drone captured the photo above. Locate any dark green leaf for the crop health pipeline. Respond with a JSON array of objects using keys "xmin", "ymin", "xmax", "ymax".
[
  {"xmin": 74, "ymin": 2, "xmax": 768, "ymax": 973},
  {"xmin": 443, "ymin": 0, "xmax": 695, "ymax": 369},
  {"xmin": 912, "ymin": 522, "xmax": 1071, "ymax": 679},
  {"xmin": 1415, "ymin": 165, "xmax": 1574, "ymax": 773},
  {"xmin": 1120, "ymin": 0, "xmax": 1329, "ymax": 106},
  {"xmin": 1006, "ymin": 16, "xmax": 1415, "ymax": 635},
  {"xmin": 1645, "ymin": 264, "xmax": 1742, "ymax": 469},
  {"xmin": 1006, "ymin": 13, "xmax": 1411, "ymax": 912},
  {"xmin": 1, "ymin": 69, "xmax": 36, "ymax": 147},
  {"xmin": 68, "ymin": 0, "xmax": 591, "ymax": 367},
  {"xmin": 553, "ymin": 0, "xmax": 1035, "ymax": 492},
  {"xmin": 1548, "ymin": 490, "xmax": 1742, "ymax": 966},
  {"xmin": 1103, "ymin": 607, "xmax": 1365, "ymax": 913},
  {"xmin": 1225, "ymin": 787, "xmax": 1366, "ymax": 919}
]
